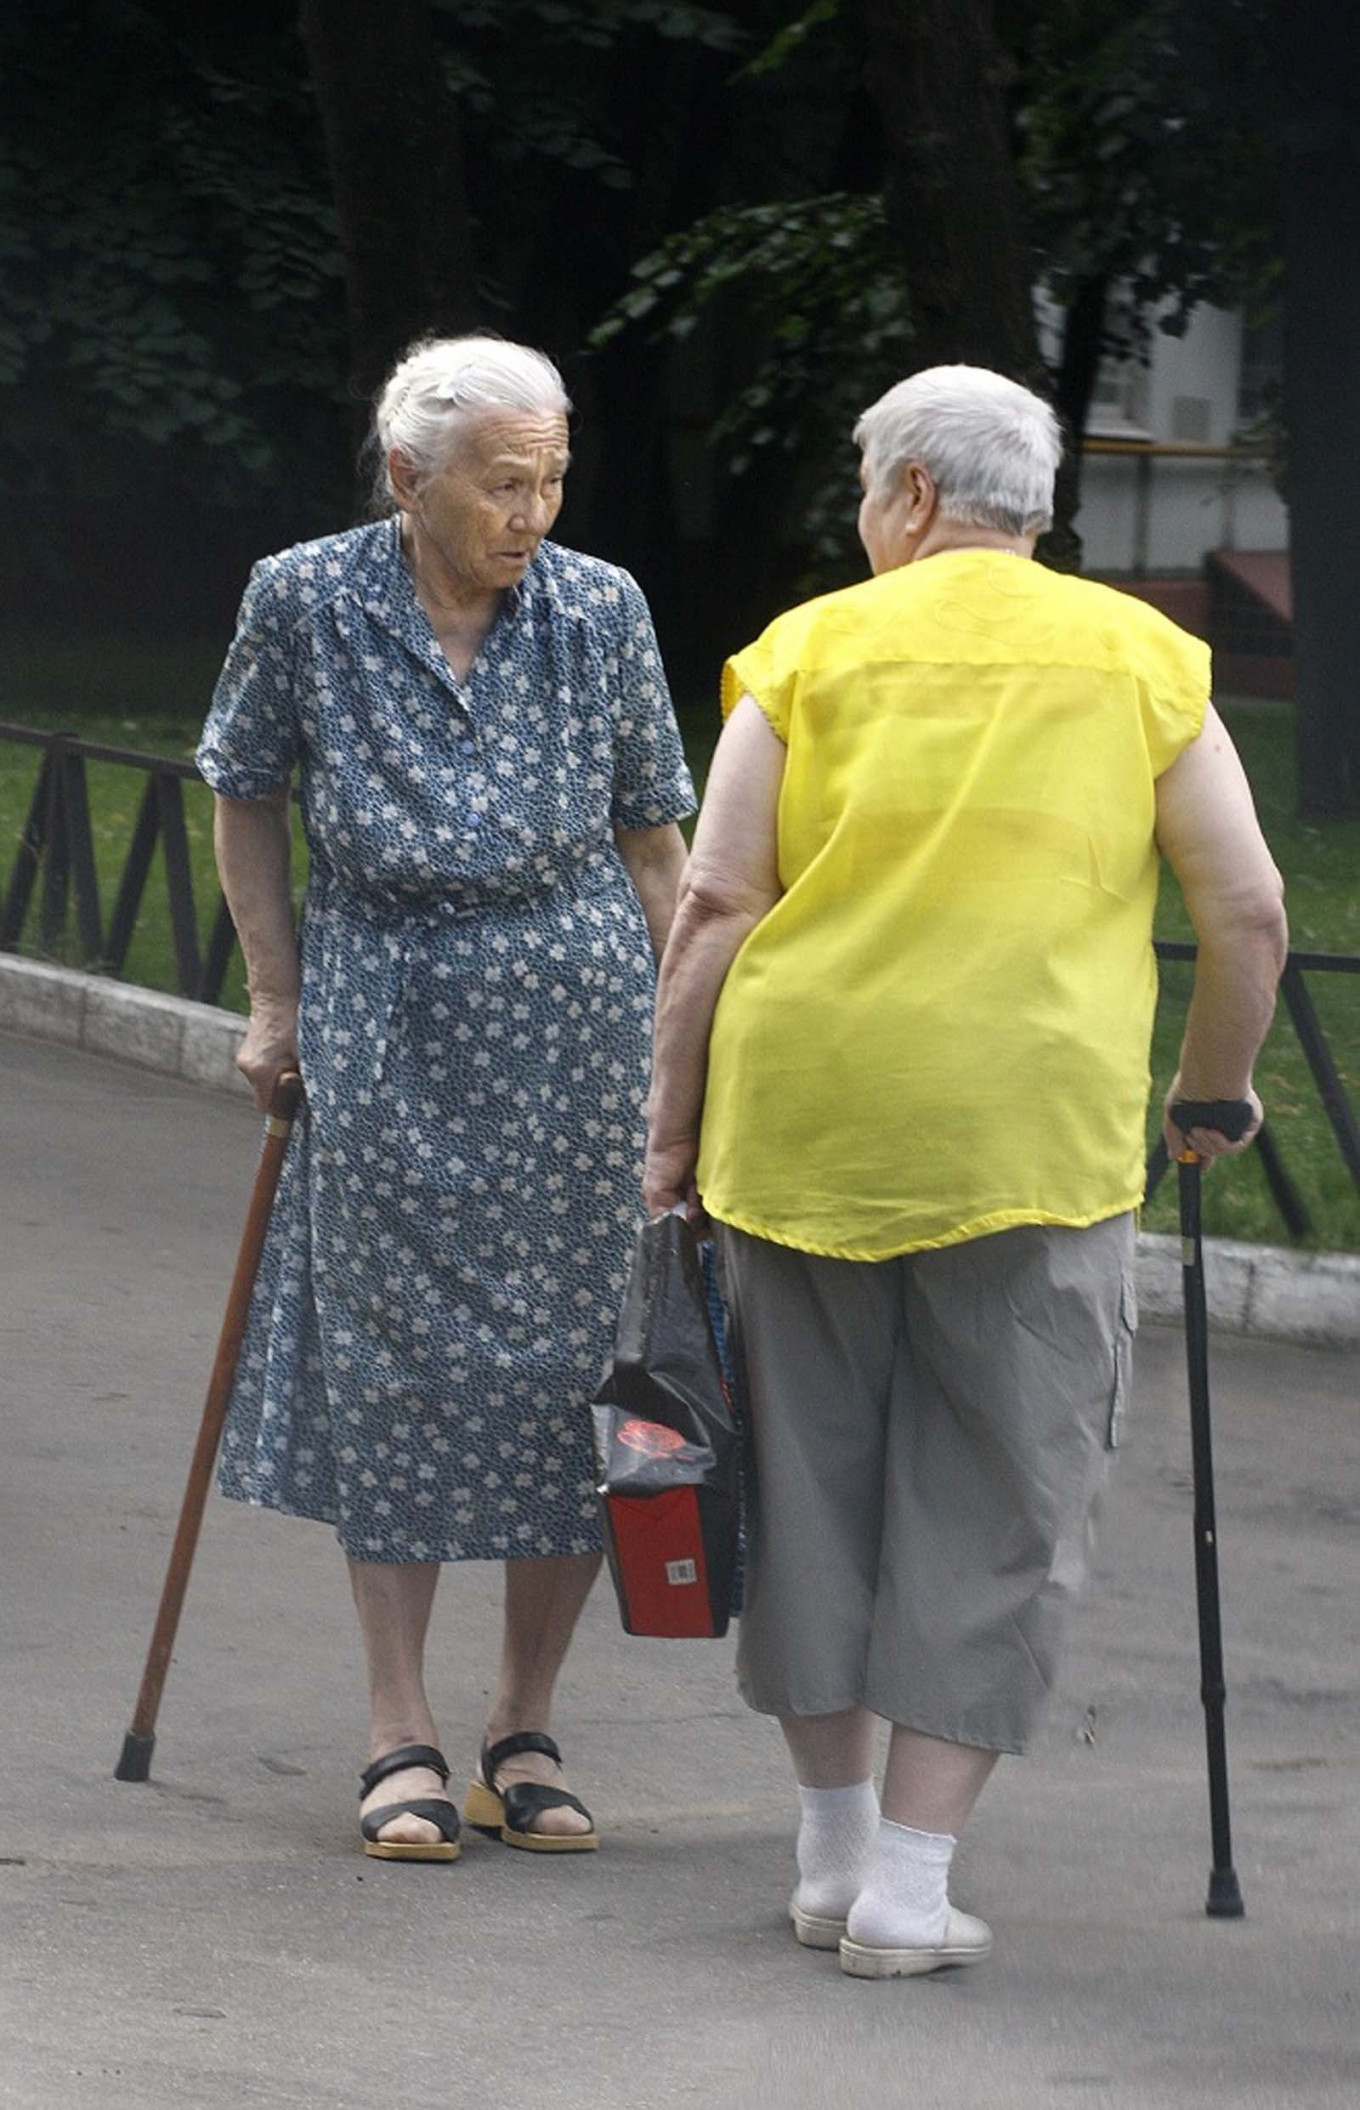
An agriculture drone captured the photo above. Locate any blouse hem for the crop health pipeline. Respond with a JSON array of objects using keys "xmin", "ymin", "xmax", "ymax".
[{"xmin": 704, "ymin": 1192, "xmax": 1143, "ymax": 1262}]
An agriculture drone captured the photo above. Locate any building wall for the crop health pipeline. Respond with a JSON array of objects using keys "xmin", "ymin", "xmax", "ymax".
[
  {"xmin": 1072, "ymin": 301, "xmax": 1289, "ymax": 575},
  {"xmin": 1079, "ymin": 455, "xmax": 1287, "ymax": 574}
]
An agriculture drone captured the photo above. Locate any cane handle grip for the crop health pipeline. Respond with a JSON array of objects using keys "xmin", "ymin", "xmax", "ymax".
[
  {"xmin": 267, "ymin": 1070, "xmax": 304, "ymax": 1129},
  {"xmin": 1170, "ymin": 1098, "xmax": 1253, "ymax": 1163}
]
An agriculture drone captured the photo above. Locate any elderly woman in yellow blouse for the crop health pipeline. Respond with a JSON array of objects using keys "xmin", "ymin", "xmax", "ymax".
[{"xmin": 643, "ymin": 366, "xmax": 1286, "ymax": 1979}]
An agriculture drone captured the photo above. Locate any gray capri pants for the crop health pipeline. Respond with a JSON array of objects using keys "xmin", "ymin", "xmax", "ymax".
[{"xmin": 717, "ymin": 1212, "xmax": 1137, "ymax": 1755}]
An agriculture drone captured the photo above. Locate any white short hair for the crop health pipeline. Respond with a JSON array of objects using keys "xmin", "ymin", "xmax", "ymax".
[
  {"xmin": 370, "ymin": 335, "xmax": 571, "ymax": 508},
  {"xmin": 854, "ymin": 365, "xmax": 1062, "ymax": 535}
]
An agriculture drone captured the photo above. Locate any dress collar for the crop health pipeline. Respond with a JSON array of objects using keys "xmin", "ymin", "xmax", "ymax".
[{"xmin": 358, "ymin": 516, "xmax": 537, "ymax": 698}]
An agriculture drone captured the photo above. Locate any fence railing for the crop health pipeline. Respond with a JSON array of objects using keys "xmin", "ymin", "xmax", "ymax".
[
  {"xmin": 3, "ymin": 721, "xmax": 1357, "ymax": 1242},
  {"xmin": 0, "ymin": 722, "xmax": 238, "ymax": 1004},
  {"xmin": 1082, "ymin": 439, "xmax": 1273, "ymax": 578},
  {"xmin": 1144, "ymin": 940, "xmax": 1360, "ymax": 1240}
]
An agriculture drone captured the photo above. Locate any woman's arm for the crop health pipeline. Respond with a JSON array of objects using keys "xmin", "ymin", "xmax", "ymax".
[
  {"xmin": 614, "ymin": 821, "xmax": 688, "ymax": 961},
  {"xmin": 213, "ymin": 788, "xmax": 301, "ymax": 1109},
  {"xmin": 1154, "ymin": 702, "xmax": 1288, "ymax": 1158},
  {"xmin": 642, "ymin": 696, "xmax": 785, "ymax": 1221}
]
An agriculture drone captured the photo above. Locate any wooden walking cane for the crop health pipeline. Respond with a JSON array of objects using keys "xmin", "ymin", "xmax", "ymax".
[
  {"xmin": 115, "ymin": 1069, "xmax": 305, "ymax": 1783},
  {"xmin": 1169, "ymin": 1094, "xmax": 1253, "ymax": 1918}
]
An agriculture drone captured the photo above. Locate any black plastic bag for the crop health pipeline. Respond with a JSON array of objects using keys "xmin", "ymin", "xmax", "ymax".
[{"xmin": 591, "ymin": 1209, "xmax": 739, "ymax": 1637}]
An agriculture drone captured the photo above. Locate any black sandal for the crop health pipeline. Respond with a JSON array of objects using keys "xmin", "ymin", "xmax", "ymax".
[
  {"xmin": 463, "ymin": 1731, "xmax": 598, "ymax": 1854},
  {"xmin": 359, "ymin": 1743, "xmax": 462, "ymax": 1862}
]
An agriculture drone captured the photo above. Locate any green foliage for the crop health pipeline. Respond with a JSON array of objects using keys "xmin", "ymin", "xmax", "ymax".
[
  {"xmin": 0, "ymin": 0, "xmax": 750, "ymax": 600},
  {"xmin": 590, "ymin": 0, "xmax": 1290, "ymax": 576},
  {"xmin": 0, "ymin": 0, "xmax": 748, "ymax": 508},
  {"xmin": 434, "ymin": 0, "xmax": 744, "ymax": 49},
  {"xmin": 0, "ymin": 1, "xmax": 347, "ymax": 504},
  {"xmin": 0, "ymin": 0, "xmax": 1304, "ymax": 634},
  {"xmin": 737, "ymin": 0, "xmax": 842, "ymax": 80},
  {"xmin": 1017, "ymin": 0, "xmax": 1278, "ymax": 352},
  {"xmin": 593, "ymin": 193, "xmax": 912, "ymax": 571},
  {"xmin": 433, "ymin": 0, "xmax": 746, "ymax": 189}
]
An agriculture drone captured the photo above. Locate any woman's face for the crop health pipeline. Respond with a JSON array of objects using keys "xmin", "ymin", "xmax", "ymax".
[{"xmin": 399, "ymin": 410, "xmax": 571, "ymax": 598}]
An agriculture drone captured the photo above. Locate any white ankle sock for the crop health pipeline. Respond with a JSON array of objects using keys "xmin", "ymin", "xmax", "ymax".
[
  {"xmin": 793, "ymin": 1780, "xmax": 880, "ymax": 1918},
  {"xmin": 845, "ymin": 1818, "xmax": 954, "ymax": 1948}
]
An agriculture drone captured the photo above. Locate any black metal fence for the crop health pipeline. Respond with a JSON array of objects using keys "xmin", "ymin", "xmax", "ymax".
[
  {"xmin": 1, "ymin": 722, "xmax": 238, "ymax": 1004},
  {"xmin": 1145, "ymin": 941, "xmax": 1360, "ymax": 1239},
  {"xmin": 3, "ymin": 720, "xmax": 1357, "ymax": 1241}
]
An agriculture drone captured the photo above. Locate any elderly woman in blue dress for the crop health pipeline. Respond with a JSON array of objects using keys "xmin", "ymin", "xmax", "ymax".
[{"xmin": 199, "ymin": 335, "xmax": 694, "ymax": 1860}]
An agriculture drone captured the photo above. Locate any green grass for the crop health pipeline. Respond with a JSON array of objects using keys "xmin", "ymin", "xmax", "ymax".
[
  {"xmin": 2, "ymin": 629, "xmax": 229, "ymax": 728},
  {"xmin": 3, "ymin": 637, "xmax": 1357, "ymax": 1248},
  {"xmin": 1, "ymin": 636, "xmax": 304, "ymax": 1014},
  {"xmin": 1144, "ymin": 706, "xmax": 1360, "ymax": 1250}
]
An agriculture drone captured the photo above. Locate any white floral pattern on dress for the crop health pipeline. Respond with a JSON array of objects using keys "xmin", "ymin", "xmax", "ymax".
[{"xmin": 197, "ymin": 521, "xmax": 695, "ymax": 1561}]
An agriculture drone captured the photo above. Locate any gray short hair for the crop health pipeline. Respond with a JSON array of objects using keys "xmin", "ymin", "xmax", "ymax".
[
  {"xmin": 854, "ymin": 365, "xmax": 1062, "ymax": 536},
  {"xmin": 369, "ymin": 334, "xmax": 572, "ymax": 511}
]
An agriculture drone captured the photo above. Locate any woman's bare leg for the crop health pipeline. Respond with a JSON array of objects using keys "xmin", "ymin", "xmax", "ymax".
[
  {"xmin": 349, "ymin": 1556, "xmax": 448, "ymax": 1847},
  {"xmin": 779, "ymin": 1709, "xmax": 882, "ymax": 1924},
  {"xmin": 481, "ymin": 1552, "xmax": 602, "ymax": 1837},
  {"xmin": 842, "ymin": 1728, "xmax": 1000, "ymax": 1952},
  {"xmin": 881, "ymin": 1726, "xmax": 997, "ymax": 1835},
  {"xmin": 779, "ymin": 1706, "xmax": 879, "ymax": 1788}
]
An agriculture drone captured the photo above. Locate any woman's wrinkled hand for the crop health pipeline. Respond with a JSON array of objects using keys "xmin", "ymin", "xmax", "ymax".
[
  {"xmin": 642, "ymin": 1133, "xmax": 708, "ymax": 1237},
  {"xmin": 236, "ymin": 1001, "xmax": 300, "ymax": 1112}
]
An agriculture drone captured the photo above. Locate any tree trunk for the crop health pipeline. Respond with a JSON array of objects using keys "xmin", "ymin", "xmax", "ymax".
[
  {"xmin": 1053, "ymin": 273, "xmax": 1109, "ymax": 472},
  {"xmin": 859, "ymin": 0, "xmax": 1081, "ymax": 560},
  {"xmin": 860, "ymin": 0, "xmax": 1043, "ymax": 383},
  {"xmin": 1277, "ymin": 4, "xmax": 1360, "ymax": 817},
  {"xmin": 1045, "ymin": 271, "xmax": 1110, "ymax": 571},
  {"xmin": 557, "ymin": 28, "xmax": 727, "ymax": 641},
  {"xmin": 297, "ymin": 0, "xmax": 479, "ymax": 426}
]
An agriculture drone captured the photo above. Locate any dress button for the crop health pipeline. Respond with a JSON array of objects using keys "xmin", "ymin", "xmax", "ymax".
[
  {"xmin": 460, "ymin": 739, "xmax": 475, "ymax": 755},
  {"xmin": 466, "ymin": 811, "xmax": 482, "ymax": 830}
]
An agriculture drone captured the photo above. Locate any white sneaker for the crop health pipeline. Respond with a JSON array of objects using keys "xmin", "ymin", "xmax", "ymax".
[
  {"xmin": 839, "ymin": 1906, "xmax": 994, "ymax": 1979},
  {"xmin": 789, "ymin": 1893, "xmax": 849, "ymax": 1950}
]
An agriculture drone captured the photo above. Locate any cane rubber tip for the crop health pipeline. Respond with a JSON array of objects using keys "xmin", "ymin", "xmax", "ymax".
[
  {"xmin": 114, "ymin": 1731, "xmax": 155, "ymax": 1783},
  {"xmin": 1206, "ymin": 1868, "xmax": 1245, "ymax": 1918}
]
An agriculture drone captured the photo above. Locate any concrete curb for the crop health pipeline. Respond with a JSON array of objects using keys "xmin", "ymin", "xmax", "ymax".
[
  {"xmin": 4, "ymin": 952, "xmax": 1358, "ymax": 1349},
  {"xmin": 0, "ymin": 953, "xmax": 249, "ymax": 1101},
  {"xmin": 1136, "ymin": 1232, "xmax": 1359, "ymax": 1351}
]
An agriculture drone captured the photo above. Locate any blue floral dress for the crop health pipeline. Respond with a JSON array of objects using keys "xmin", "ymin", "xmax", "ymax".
[{"xmin": 197, "ymin": 520, "xmax": 695, "ymax": 1561}]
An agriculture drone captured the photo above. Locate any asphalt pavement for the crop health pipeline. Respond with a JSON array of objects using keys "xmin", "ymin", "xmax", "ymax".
[{"xmin": 1, "ymin": 1032, "xmax": 1356, "ymax": 2110}]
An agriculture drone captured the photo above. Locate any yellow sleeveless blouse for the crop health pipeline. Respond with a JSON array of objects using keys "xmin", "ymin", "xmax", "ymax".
[{"xmin": 697, "ymin": 549, "xmax": 1209, "ymax": 1258}]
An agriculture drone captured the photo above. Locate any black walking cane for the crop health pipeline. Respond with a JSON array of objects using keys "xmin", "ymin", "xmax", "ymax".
[
  {"xmin": 114, "ymin": 1071, "xmax": 305, "ymax": 1783},
  {"xmin": 1168, "ymin": 1095, "xmax": 1253, "ymax": 1919}
]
